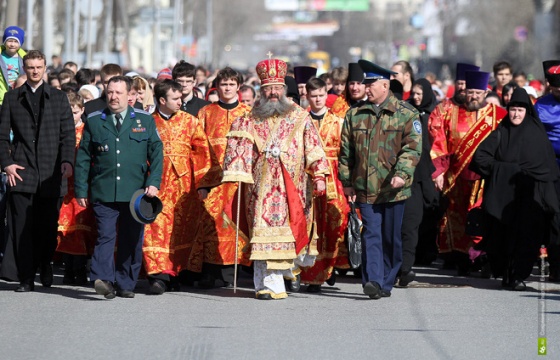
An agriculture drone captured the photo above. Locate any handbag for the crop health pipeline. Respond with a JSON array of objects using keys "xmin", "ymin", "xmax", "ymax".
[
  {"xmin": 346, "ymin": 202, "xmax": 362, "ymax": 269},
  {"xmin": 465, "ymin": 206, "xmax": 486, "ymax": 237}
]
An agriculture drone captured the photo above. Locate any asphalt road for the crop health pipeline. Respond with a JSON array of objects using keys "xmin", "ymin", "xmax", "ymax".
[{"xmin": 0, "ymin": 262, "xmax": 558, "ymax": 360}]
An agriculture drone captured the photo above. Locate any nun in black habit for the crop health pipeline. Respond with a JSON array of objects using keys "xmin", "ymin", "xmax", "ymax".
[{"xmin": 470, "ymin": 87, "xmax": 560, "ymax": 290}]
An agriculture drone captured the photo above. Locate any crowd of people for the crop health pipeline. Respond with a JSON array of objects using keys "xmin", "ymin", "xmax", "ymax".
[{"xmin": 0, "ymin": 24, "xmax": 559, "ymax": 300}]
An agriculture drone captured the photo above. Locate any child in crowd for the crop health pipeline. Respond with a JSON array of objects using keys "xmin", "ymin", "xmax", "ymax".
[
  {"xmin": 0, "ymin": 25, "xmax": 26, "ymax": 107},
  {"xmin": 57, "ymin": 93, "xmax": 97, "ymax": 285}
]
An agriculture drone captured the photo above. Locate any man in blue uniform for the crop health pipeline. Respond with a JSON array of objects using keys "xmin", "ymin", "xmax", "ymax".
[{"xmin": 75, "ymin": 75, "xmax": 163, "ymax": 299}]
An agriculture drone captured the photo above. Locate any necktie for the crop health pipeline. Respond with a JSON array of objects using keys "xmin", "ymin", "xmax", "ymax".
[{"xmin": 115, "ymin": 113, "xmax": 122, "ymax": 132}]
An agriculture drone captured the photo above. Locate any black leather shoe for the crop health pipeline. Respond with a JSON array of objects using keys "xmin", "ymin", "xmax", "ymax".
[
  {"xmin": 396, "ymin": 270, "xmax": 416, "ymax": 288},
  {"xmin": 512, "ymin": 280, "xmax": 526, "ymax": 291},
  {"xmin": 40, "ymin": 263, "xmax": 54, "ymax": 287},
  {"xmin": 15, "ymin": 282, "xmax": 34, "ymax": 292},
  {"xmin": 363, "ymin": 281, "xmax": 381, "ymax": 299},
  {"xmin": 149, "ymin": 279, "xmax": 166, "ymax": 295},
  {"xmin": 256, "ymin": 293, "xmax": 272, "ymax": 300},
  {"xmin": 117, "ymin": 289, "xmax": 135, "ymax": 298},
  {"xmin": 380, "ymin": 289, "xmax": 391, "ymax": 297},
  {"xmin": 326, "ymin": 272, "xmax": 336, "ymax": 286},
  {"xmin": 285, "ymin": 274, "xmax": 301, "ymax": 292},
  {"xmin": 94, "ymin": 279, "xmax": 116, "ymax": 299},
  {"xmin": 306, "ymin": 284, "xmax": 322, "ymax": 293}
]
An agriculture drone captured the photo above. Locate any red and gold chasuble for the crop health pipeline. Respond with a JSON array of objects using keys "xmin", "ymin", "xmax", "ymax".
[
  {"xmin": 143, "ymin": 110, "xmax": 217, "ymax": 275},
  {"xmin": 300, "ymin": 111, "xmax": 350, "ymax": 284},
  {"xmin": 222, "ymin": 105, "xmax": 330, "ymax": 270},
  {"xmin": 57, "ymin": 123, "xmax": 97, "ymax": 255},
  {"xmin": 196, "ymin": 102, "xmax": 252, "ymax": 267},
  {"xmin": 429, "ymin": 102, "xmax": 506, "ymax": 253},
  {"xmin": 330, "ymin": 93, "xmax": 350, "ymax": 118}
]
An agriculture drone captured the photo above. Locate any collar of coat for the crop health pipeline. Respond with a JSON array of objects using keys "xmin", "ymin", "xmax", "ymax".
[
  {"xmin": 18, "ymin": 81, "xmax": 51, "ymax": 99},
  {"xmin": 355, "ymin": 92, "xmax": 399, "ymax": 115}
]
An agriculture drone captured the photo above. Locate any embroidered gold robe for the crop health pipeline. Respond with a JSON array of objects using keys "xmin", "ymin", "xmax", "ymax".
[
  {"xmin": 196, "ymin": 102, "xmax": 252, "ymax": 267},
  {"xmin": 143, "ymin": 110, "xmax": 217, "ymax": 275},
  {"xmin": 301, "ymin": 110, "xmax": 350, "ymax": 284},
  {"xmin": 222, "ymin": 105, "xmax": 330, "ymax": 270}
]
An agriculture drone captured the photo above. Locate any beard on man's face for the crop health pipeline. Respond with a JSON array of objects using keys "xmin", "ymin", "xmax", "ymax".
[
  {"xmin": 453, "ymin": 90, "xmax": 467, "ymax": 105},
  {"xmin": 466, "ymin": 98, "xmax": 485, "ymax": 111},
  {"xmin": 252, "ymin": 91, "xmax": 295, "ymax": 119}
]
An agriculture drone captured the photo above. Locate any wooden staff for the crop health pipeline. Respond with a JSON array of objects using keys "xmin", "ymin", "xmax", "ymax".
[{"xmin": 234, "ymin": 181, "xmax": 242, "ymax": 293}]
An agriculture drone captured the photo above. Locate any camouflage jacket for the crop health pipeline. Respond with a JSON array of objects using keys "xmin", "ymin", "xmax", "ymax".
[{"xmin": 338, "ymin": 93, "xmax": 422, "ymax": 204}]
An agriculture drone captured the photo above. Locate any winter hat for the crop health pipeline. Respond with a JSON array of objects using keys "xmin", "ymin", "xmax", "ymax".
[{"xmin": 3, "ymin": 26, "xmax": 24, "ymax": 46}]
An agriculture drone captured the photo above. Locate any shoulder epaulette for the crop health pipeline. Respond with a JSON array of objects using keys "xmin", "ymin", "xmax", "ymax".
[
  {"xmin": 134, "ymin": 108, "xmax": 151, "ymax": 116},
  {"xmin": 87, "ymin": 110, "xmax": 103, "ymax": 119},
  {"xmin": 399, "ymin": 100, "xmax": 418, "ymax": 113}
]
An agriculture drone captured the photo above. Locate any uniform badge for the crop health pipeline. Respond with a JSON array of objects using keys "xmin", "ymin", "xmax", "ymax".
[
  {"xmin": 132, "ymin": 127, "xmax": 146, "ymax": 133},
  {"xmin": 413, "ymin": 120, "xmax": 422, "ymax": 134},
  {"xmin": 104, "ymin": 144, "xmax": 109, "ymax": 151}
]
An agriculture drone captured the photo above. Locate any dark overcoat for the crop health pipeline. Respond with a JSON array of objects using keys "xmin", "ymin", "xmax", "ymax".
[{"xmin": 0, "ymin": 83, "xmax": 75, "ymax": 196}]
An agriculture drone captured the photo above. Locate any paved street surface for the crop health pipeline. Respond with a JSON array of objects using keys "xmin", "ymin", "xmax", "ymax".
[{"xmin": 1, "ymin": 261, "xmax": 558, "ymax": 360}]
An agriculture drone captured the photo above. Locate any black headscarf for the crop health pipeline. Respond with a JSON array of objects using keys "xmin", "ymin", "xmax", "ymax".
[
  {"xmin": 498, "ymin": 87, "xmax": 557, "ymax": 182},
  {"xmin": 284, "ymin": 76, "xmax": 300, "ymax": 105},
  {"xmin": 408, "ymin": 78, "xmax": 437, "ymax": 114},
  {"xmin": 390, "ymin": 79, "xmax": 403, "ymax": 100},
  {"xmin": 406, "ymin": 78, "xmax": 437, "ymax": 198}
]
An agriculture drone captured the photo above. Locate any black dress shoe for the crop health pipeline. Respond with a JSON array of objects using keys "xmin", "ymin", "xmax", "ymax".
[
  {"xmin": 149, "ymin": 279, "xmax": 166, "ymax": 295},
  {"xmin": 256, "ymin": 293, "xmax": 272, "ymax": 300},
  {"xmin": 168, "ymin": 277, "xmax": 181, "ymax": 291},
  {"xmin": 285, "ymin": 274, "xmax": 301, "ymax": 292},
  {"xmin": 306, "ymin": 284, "xmax": 322, "ymax": 293},
  {"xmin": 94, "ymin": 279, "xmax": 116, "ymax": 299},
  {"xmin": 15, "ymin": 282, "xmax": 34, "ymax": 292},
  {"xmin": 363, "ymin": 281, "xmax": 381, "ymax": 300},
  {"xmin": 116, "ymin": 289, "xmax": 135, "ymax": 298},
  {"xmin": 512, "ymin": 280, "xmax": 526, "ymax": 291},
  {"xmin": 396, "ymin": 270, "xmax": 416, "ymax": 288},
  {"xmin": 326, "ymin": 272, "xmax": 336, "ymax": 286},
  {"xmin": 40, "ymin": 263, "xmax": 54, "ymax": 287},
  {"xmin": 380, "ymin": 289, "xmax": 391, "ymax": 298}
]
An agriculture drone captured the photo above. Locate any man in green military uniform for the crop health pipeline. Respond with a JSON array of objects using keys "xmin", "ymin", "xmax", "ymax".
[
  {"xmin": 338, "ymin": 60, "xmax": 421, "ymax": 300},
  {"xmin": 75, "ymin": 75, "xmax": 163, "ymax": 299}
]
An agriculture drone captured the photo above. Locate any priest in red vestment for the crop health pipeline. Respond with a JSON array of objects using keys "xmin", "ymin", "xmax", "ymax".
[
  {"xmin": 429, "ymin": 69, "xmax": 507, "ymax": 275},
  {"xmin": 195, "ymin": 67, "xmax": 253, "ymax": 289},
  {"xmin": 142, "ymin": 79, "xmax": 217, "ymax": 295},
  {"xmin": 299, "ymin": 77, "xmax": 350, "ymax": 292}
]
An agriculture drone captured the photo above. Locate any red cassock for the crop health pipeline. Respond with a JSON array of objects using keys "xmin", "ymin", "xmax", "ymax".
[
  {"xmin": 429, "ymin": 100, "xmax": 507, "ymax": 253},
  {"xmin": 195, "ymin": 102, "xmax": 253, "ymax": 268},
  {"xmin": 300, "ymin": 110, "xmax": 350, "ymax": 284},
  {"xmin": 143, "ymin": 110, "xmax": 219, "ymax": 276}
]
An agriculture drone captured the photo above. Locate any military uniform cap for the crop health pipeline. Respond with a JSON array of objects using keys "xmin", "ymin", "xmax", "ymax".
[{"xmin": 358, "ymin": 60, "xmax": 396, "ymax": 84}]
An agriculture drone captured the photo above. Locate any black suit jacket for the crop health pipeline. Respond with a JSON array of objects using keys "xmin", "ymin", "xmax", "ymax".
[{"xmin": 0, "ymin": 83, "xmax": 75, "ymax": 196}]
